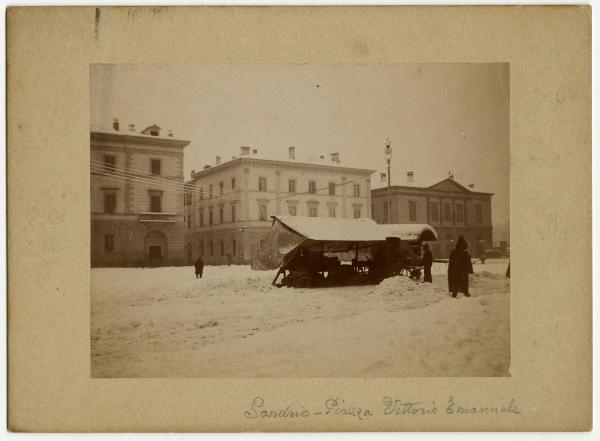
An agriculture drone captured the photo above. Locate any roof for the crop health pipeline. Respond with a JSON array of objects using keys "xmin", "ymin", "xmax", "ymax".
[
  {"xmin": 273, "ymin": 215, "xmax": 385, "ymax": 242},
  {"xmin": 90, "ymin": 122, "xmax": 188, "ymax": 143},
  {"xmin": 371, "ymin": 176, "xmax": 493, "ymax": 195},
  {"xmin": 273, "ymin": 215, "xmax": 438, "ymax": 242},
  {"xmin": 190, "ymin": 155, "xmax": 375, "ymax": 180}
]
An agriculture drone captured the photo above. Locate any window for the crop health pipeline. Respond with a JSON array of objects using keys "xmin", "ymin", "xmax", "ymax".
[
  {"xmin": 219, "ymin": 181, "xmax": 224, "ymax": 195},
  {"xmin": 430, "ymin": 202, "xmax": 439, "ymax": 222},
  {"xmin": 231, "ymin": 205, "xmax": 236, "ymax": 222},
  {"xmin": 456, "ymin": 204, "xmax": 465, "ymax": 223},
  {"xmin": 150, "ymin": 159, "xmax": 161, "ymax": 175},
  {"xmin": 289, "ymin": 206, "xmax": 297, "ymax": 216},
  {"xmin": 259, "ymin": 205, "xmax": 268, "ymax": 221},
  {"xmin": 187, "ymin": 215, "xmax": 191, "ymax": 229},
  {"xmin": 103, "ymin": 192, "xmax": 116, "ymax": 214},
  {"xmin": 309, "ymin": 207, "xmax": 318, "ymax": 217},
  {"xmin": 353, "ymin": 183, "xmax": 360, "ymax": 197},
  {"xmin": 353, "ymin": 208, "xmax": 361, "ymax": 219},
  {"xmin": 209, "ymin": 185, "xmax": 213, "ymax": 199},
  {"xmin": 219, "ymin": 207, "xmax": 224, "ymax": 223},
  {"xmin": 475, "ymin": 205, "xmax": 483, "ymax": 223},
  {"xmin": 104, "ymin": 234, "xmax": 114, "ymax": 252},
  {"xmin": 258, "ymin": 177, "xmax": 267, "ymax": 192},
  {"xmin": 231, "ymin": 178, "xmax": 236, "ymax": 190},
  {"xmin": 409, "ymin": 201, "xmax": 417, "ymax": 221},
  {"xmin": 444, "ymin": 203, "xmax": 452, "ymax": 222},
  {"xmin": 232, "ymin": 240, "xmax": 237, "ymax": 257},
  {"xmin": 308, "ymin": 181, "xmax": 316, "ymax": 194},
  {"xmin": 288, "ymin": 179, "xmax": 296, "ymax": 193},
  {"xmin": 220, "ymin": 240, "xmax": 225, "ymax": 256},
  {"xmin": 383, "ymin": 201, "xmax": 388, "ymax": 222},
  {"xmin": 103, "ymin": 155, "xmax": 116, "ymax": 172},
  {"xmin": 199, "ymin": 241, "xmax": 204, "ymax": 256},
  {"xmin": 150, "ymin": 129, "xmax": 159, "ymax": 136},
  {"xmin": 199, "ymin": 209, "xmax": 204, "ymax": 226},
  {"xmin": 150, "ymin": 195, "xmax": 161, "ymax": 213},
  {"xmin": 184, "ymin": 192, "xmax": 192, "ymax": 206},
  {"xmin": 210, "ymin": 241, "xmax": 214, "ymax": 256},
  {"xmin": 328, "ymin": 207, "xmax": 336, "ymax": 218},
  {"xmin": 328, "ymin": 182, "xmax": 336, "ymax": 195},
  {"xmin": 209, "ymin": 209, "xmax": 214, "ymax": 225},
  {"xmin": 199, "ymin": 188, "xmax": 203, "ymax": 200}
]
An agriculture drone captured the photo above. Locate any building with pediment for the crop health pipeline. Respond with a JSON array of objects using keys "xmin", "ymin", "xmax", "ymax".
[
  {"xmin": 371, "ymin": 172, "xmax": 494, "ymax": 259},
  {"xmin": 91, "ymin": 120, "xmax": 190, "ymax": 267},
  {"xmin": 184, "ymin": 146, "xmax": 375, "ymax": 265}
]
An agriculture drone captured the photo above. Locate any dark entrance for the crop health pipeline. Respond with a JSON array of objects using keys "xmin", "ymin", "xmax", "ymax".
[{"xmin": 148, "ymin": 245, "xmax": 162, "ymax": 264}]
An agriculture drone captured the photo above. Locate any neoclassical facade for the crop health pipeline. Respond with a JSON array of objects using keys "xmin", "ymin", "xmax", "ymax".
[
  {"xmin": 184, "ymin": 148, "xmax": 375, "ymax": 265},
  {"xmin": 91, "ymin": 123, "xmax": 190, "ymax": 267},
  {"xmin": 371, "ymin": 176, "xmax": 494, "ymax": 258}
]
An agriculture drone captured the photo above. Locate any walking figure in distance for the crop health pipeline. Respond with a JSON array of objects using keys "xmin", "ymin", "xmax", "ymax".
[
  {"xmin": 422, "ymin": 243, "xmax": 433, "ymax": 283},
  {"xmin": 194, "ymin": 256, "xmax": 204, "ymax": 279},
  {"xmin": 447, "ymin": 236, "xmax": 473, "ymax": 298}
]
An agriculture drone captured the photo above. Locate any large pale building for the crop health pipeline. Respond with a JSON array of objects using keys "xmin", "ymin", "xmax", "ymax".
[
  {"xmin": 371, "ymin": 172, "xmax": 494, "ymax": 258},
  {"xmin": 91, "ymin": 120, "xmax": 190, "ymax": 267},
  {"xmin": 184, "ymin": 146, "xmax": 375, "ymax": 265}
]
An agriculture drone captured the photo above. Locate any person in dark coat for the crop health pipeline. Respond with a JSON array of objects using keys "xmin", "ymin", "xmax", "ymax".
[
  {"xmin": 194, "ymin": 256, "xmax": 204, "ymax": 279},
  {"xmin": 447, "ymin": 236, "xmax": 474, "ymax": 297},
  {"xmin": 422, "ymin": 243, "xmax": 433, "ymax": 283}
]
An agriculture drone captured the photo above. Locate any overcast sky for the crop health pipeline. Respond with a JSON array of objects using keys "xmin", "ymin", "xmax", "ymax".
[{"xmin": 91, "ymin": 64, "xmax": 509, "ymax": 242}]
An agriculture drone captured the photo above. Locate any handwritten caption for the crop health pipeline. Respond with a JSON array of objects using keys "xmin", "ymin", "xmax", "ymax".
[{"xmin": 243, "ymin": 396, "xmax": 521, "ymax": 421}]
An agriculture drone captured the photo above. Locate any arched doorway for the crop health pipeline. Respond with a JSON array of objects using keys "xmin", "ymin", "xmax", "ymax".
[{"xmin": 144, "ymin": 230, "xmax": 167, "ymax": 266}]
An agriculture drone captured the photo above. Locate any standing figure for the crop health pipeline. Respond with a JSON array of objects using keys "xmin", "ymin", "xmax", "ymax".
[
  {"xmin": 422, "ymin": 243, "xmax": 433, "ymax": 283},
  {"xmin": 194, "ymin": 256, "xmax": 204, "ymax": 279},
  {"xmin": 447, "ymin": 236, "xmax": 473, "ymax": 297}
]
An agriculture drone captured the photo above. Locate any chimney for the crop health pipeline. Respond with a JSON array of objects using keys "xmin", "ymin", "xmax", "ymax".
[
  {"xmin": 407, "ymin": 171, "xmax": 414, "ymax": 182},
  {"xmin": 468, "ymin": 184, "xmax": 474, "ymax": 189},
  {"xmin": 252, "ymin": 149, "xmax": 258, "ymax": 155},
  {"xmin": 330, "ymin": 152, "xmax": 340, "ymax": 163},
  {"xmin": 204, "ymin": 165, "xmax": 212, "ymax": 170},
  {"xmin": 380, "ymin": 172, "xmax": 387, "ymax": 183},
  {"xmin": 231, "ymin": 156, "xmax": 237, "ymax": 160},
  {"xmin": 240, "ymin": 146, "xmax": 250, "ymax": 156},
  {"xmin": 168, "ymin": 130, "xmax": 174, "ymax": 137},
  {"xmin": 128, "ymin": 123, "xmax": 135, "ymax": 132},
  {"xmin": 288, "ymin": 146, "xmax": 296, "ymax": 160},
  {"xmin": 112, "ymin": 118, "xmax": 119, "ymax": 131},
  {"xmin": 216, "ymin": 156, "xmax": 221, "ymax": 165},
  {"xmin": 190, "ymin": 170, "xmax": 195, "ymax": 177},
  {"xmin": 320, "ymin": 155, "xmax": 325, "ymax": 160}
]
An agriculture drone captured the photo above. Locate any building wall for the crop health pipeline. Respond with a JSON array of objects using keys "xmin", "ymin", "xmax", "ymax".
[
  {"xmin": 185, "ymin": 157, "xmax": 373, "ymax": 264},
  {"xmin": 371, "ymin": 180, "xmax": 493, "ymax": 259},
  {"xmin": 91, "ymin": 131, "xmax": 188, "ymax": 267},
  {"xmin": 92, "ymin": 218, "xmax": 186, "ymax": 267}
]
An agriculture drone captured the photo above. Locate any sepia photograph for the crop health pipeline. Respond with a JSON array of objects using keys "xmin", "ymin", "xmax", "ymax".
[{"xmin": 90, "ymin": 63, "xmax": 510, "ymax": 378}]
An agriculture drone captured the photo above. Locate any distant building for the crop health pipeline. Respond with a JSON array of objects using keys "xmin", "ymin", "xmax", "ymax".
[
  {"xmin": 184, "ymin": 146, "xmax": 375, "ymax": 265},
  {"xmin": 371, "ymin": 172, "xmax": 493, "ymax": 258},
  {"xmin": 91, "ymin": 120, "xmax": 190, "ymax": 267}
]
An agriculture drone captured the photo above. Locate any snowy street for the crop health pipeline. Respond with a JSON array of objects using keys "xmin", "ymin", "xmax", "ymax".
[{"xmin": 91, "ymin": 259, "xmax": 510, "ymax": 377}]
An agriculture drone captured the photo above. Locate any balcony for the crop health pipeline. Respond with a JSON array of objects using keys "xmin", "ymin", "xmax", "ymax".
[{"xmin": 139, "ymin": 212, "xmax": 179, "ymax": 224}]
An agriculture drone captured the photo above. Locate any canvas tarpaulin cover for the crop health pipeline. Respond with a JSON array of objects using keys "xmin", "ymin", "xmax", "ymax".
[{"xmin": 251, "ymin": 216, "xmax": 438, "ymax": 270}]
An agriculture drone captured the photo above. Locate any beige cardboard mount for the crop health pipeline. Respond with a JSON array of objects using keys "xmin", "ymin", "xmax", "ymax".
[{"xmin": 6, "ymin": 6, "xmax": 592, "ymax": 432}]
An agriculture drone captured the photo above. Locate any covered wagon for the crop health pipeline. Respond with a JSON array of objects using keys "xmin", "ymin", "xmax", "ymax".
[{"xmin": 251, "ymin": 215, "xmax": 438, "ymax": 287}]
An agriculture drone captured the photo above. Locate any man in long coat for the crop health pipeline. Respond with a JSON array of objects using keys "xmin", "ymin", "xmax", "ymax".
[
  {"xmin": 447, "ymin": 236, "xmax": 473, "ymax": 297},
  {"xmin": 422, "ymin": 243, "xmax": 433, "ymax": 283},
  {"xmin": 194, "ymin": 256, "xmax": 204, "ymax": 279}
]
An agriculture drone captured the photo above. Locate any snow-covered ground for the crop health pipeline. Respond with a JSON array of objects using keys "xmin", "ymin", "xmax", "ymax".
[{"xmin": 91, "ymin": 259, "xmax": 510, "ymax": 377}]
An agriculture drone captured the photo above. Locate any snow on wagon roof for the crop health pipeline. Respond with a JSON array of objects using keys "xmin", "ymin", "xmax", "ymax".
[{"xmin": 272, "ymin": 215, "xmax": 438, "ymax": 242}]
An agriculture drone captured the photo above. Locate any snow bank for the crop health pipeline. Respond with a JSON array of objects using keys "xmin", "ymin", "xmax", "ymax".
[
  {"xmin": 368, "ymin": 276, "xmax": 448, "ymax": 311},
  {"xmin": 91, "ymin": 262, "xmax": 510, "ymax": 378}
]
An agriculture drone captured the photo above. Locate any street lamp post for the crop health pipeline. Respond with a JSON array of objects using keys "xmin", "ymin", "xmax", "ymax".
[{"xmin": 385, "ymin": 139, "xmax": 392, "ymax": 224}]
